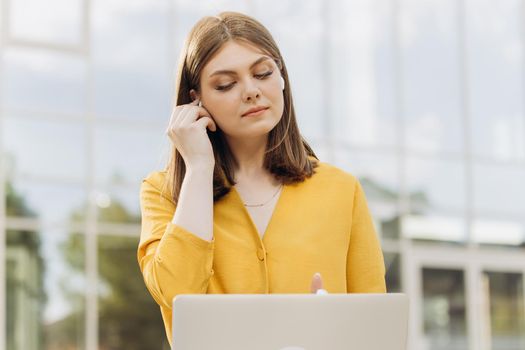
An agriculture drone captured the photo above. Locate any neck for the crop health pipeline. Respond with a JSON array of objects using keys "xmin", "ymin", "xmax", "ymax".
[{"xmin": 226, "ymin": 134, "xmax": 268, "ymax": 178}]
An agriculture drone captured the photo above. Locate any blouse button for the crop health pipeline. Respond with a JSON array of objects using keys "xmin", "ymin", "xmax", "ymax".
[{"xmin": 257, "ymin": 247, "xmax": 266, "ymax": 261}]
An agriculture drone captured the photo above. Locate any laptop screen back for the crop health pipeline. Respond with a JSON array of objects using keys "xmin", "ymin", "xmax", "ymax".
[{"xmin": 172, "ymin": 293, "xmax": 408, "ymax": 350}]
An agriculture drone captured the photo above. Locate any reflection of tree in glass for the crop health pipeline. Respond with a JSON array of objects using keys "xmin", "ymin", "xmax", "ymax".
[
  {"xmin": 359, "ymin": 176, "xmax": 431, "ymax": 293},
  {"xmin": 60, "ymin": 195, "xmax": 169, "ymax": 350},
  {"xmin": 359, "ymin": 176, "xmax": 430, "ymax": 240},
  {"xmin": 485, "ymin": 272, "xmax": 525, "ymax": 349},
  {"xmin": 6, "ymin": 180, "xmax": 46, "ymax": 350}
]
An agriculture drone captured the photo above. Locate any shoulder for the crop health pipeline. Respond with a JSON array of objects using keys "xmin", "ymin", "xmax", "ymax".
[
  {"xmin": 141, "ymin": 170, "xmax": 173, "ymax": 202},
  {"xmin": 308, "ymin": 157, "xmax": 358, "ymax": 188},
  {"xmin": 290, "ymin": 157, "xmax": 362, "ymax": 211},
  {"xmin": 295, "ymin": 156, "xmax": 360, "ymax": 202},
  {"xmin": 143, "ymin": 170, "xmax": 168, "ymax": 187}
]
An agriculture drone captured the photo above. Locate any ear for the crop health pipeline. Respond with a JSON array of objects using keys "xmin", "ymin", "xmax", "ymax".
[{"xmin": 189, "ymin": 89, "xmax": 200, "ymax": 101}]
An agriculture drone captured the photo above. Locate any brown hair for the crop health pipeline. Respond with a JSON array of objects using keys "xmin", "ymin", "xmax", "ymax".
[{"xmin": 164, "ymin": 11, "xmax": 318, "ymax": 203}]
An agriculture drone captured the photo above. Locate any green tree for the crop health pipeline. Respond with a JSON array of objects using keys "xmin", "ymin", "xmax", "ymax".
[
  {"xmin": 6, "ymin": 180, "xmax": 46, "ymax": 350},
  {"xmin": 60, "ymin": 194, "xmax": 169, "ymax": 350}
]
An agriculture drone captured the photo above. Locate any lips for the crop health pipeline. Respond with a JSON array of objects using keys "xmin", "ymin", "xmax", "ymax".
[{"xmin": 242, "ymin": 106, "xmax": 269, "ymax": 117}]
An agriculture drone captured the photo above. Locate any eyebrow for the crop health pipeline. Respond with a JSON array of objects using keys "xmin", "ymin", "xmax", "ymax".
[{"xmin": 208, "ymin": 56, "xmax": 272, "ymax": 78}]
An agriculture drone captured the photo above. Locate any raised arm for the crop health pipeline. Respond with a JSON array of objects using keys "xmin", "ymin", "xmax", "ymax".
[
  {"xmin": 138, "ymin": 96, "xmax": 218, "ymax": 309},
  {"xmin": 137, "ymin": 167, "xmax": 215, "ymax": 309}
]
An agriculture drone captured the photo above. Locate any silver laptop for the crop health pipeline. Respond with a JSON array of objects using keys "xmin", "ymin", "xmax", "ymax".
[{"xmin": 172, "ymin": 293, "xmax": 408, "ymax": 350}]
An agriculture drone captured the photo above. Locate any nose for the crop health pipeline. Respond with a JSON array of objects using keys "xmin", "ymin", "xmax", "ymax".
[{"xmin": 241, "ymin": 79, "xmax": 261, "ymax": 102}]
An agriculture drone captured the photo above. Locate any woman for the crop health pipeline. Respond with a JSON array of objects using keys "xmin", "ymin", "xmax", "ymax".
[{"xmin": 138, "ymin": 11, "xmax": 386, "ymax": 345}]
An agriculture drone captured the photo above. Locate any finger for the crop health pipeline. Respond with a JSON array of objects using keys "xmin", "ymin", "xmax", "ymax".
[
  {"xmin": 167, "ymin": 104, "xmax": 191, "ymax": 132},
  {"xmin": 166, "ymin": 106, "xmax": 187, "ymax": 133},
  {"xmin": 166, "ymin": 114, "xmax": 178, "ymax": 136},
  {"xmin": 190, "ymin": 98, "xmax": 199, "ymax": 105},
  {"xmin": 310, "ymin": 272, "xmax": 323, "ymax": 293},
  {"xmin": 194, "ymin": 116, "xmax": 217, "ymax": 132},
  {"xmin": 174, "ymin": 105, "xmax": 195, "ymax": 128},
  {"xmin": 166, "ymin": 105, "xmax": 181, "ymax": 132},
  {"xmin": 177, "ymin": 105, "xmax": 212, "ymax": 129},
  {"xmin": 175, "ymin": 102, "xmax": 207, "ymax": 128}
]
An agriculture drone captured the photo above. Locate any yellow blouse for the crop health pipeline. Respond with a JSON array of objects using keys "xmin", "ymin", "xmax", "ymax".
[{"xmin": 137, "ymin": 159, "xmax": 386, "ymax": 345}]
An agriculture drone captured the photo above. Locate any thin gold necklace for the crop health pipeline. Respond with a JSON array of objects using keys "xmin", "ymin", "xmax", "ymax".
[{"xmin": 243, "ymin": 184, "xmax": 283, "ymax": 207}]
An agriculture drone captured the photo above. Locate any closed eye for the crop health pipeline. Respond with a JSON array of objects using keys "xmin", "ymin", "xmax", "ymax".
[
  {"xmin": 215, "ymin": 71, "xmax": 274, "ymax": 91},
  {"xmin": 216, "ymin": 83, "xmax": 234, "ymax": 91},
  {"xmin": 254, "ymin": 70, "xmax": 273, "ymax": 79}
]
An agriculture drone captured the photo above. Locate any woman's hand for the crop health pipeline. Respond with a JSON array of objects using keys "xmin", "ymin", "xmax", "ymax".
[
  {"xmin": 310, "ymin": 272, "xmax": 328, "ymax": 294},
  {"xmin": 165, "ymin": 98, "xmax": 217, "ymax": 170}
]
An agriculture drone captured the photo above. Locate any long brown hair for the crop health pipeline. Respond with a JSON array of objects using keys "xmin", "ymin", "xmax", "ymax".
[{"xmin": 164, "ymin": 11, "xmax": 318, "ymax": 203}]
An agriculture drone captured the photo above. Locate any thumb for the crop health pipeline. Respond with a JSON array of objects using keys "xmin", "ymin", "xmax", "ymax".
[{"xmin": 310, "ymin": 272, "xmax": 323, "ymax": 293}]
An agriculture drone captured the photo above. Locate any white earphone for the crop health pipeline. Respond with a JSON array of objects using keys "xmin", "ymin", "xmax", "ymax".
[{"xmin": 280, "ymin": 76, "xmax": 285, "ymax": 90}]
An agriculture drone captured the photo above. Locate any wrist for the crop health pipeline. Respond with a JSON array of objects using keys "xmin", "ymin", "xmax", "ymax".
[{"xmin": 186, "ymin": 162, "xmax": 215, "ymax": 175}]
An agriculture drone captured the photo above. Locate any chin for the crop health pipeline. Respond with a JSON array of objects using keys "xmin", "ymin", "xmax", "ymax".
[
  {"xmin": 224, "ymin": 124, "xmax": 277, "ymax": 140},
  {"xmin": 249, "ymin": 120, "xmax": 281, "ymax": 135},
  {"xmin": 229, "ymin": 117, "xmax": 281, "ymax": 136}
]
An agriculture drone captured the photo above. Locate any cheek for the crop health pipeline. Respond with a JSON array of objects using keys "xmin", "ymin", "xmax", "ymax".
[
  {"xmin": 266, "ymin": 84, "xmax": 285, "ymax": 113},
  {"xmin": 270, "ymin": 79, "xmax": 284, "ymax": 98},
  {"xmin": 203, "ymin": 93, "xmax": 239, "ymax": 125}
]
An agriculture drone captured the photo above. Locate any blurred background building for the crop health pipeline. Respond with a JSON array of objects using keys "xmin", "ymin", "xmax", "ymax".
[{"xmin": 1, "ymin": 0, "xmax": 525, "ymax": 349}]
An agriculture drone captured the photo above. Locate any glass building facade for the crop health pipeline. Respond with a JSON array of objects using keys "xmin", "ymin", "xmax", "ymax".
[{"xmin": 1, "ymin": 0, "xmax": 525, "ymax": 349}]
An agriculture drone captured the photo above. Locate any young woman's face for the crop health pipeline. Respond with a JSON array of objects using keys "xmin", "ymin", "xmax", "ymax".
[{"xmin": 196, "ymin": 40, "xmax": 285, "ymax": 140}]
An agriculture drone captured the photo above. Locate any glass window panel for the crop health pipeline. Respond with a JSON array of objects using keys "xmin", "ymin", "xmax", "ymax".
[
  {"xmin": 8, "ymin": 0, "xmax": 83, "ymax": 45},
  {"xmin": 330, "ymin": 0, "xmax": 397, "ymax": 147},
  {"xmin": 473, "ymin": 217, "xmax": 525, "ymax": 247},
  {"xmin": 378, "ymin": 209, "xmax": 401, "ymax": 241},
  {"xmin": 422, "ymin": 268, "xmax": 468, "ymax": 350},
  {"xmin": 97, "ymin": 233, "xmax": 169, "ymax": 349},
  {"xmin": 334, "ymin": 150, "xmax": 400, "ymax": 239},
  {"xmin": 307, "ymin": 140, "xmax": 330, "ymax": 163},
  {"xmin": 400, "ymin": 0, "xmax": 463, "ymax": 154},
  {"xmin": 403, "ymin": 214, "xmax": 466, "ymax": 243},
  {"xmin": 95, "ymin": 184, "xmax": 141, "ymax": 224},
  {"xmin": 334, "ymin": 150, "xmax": 399, "ymax": 200},
  {"xmin": 406, "ymin": 157, "xmax": 465, "ymax": 213},
  {"xmin": 483, "ymin": 271, "xmax": 525, "ymax": 350},
  {"xmin": 253, "ymin": 0, "xmax": 324, "ymax": 140},
  {"xmin": 7, "ymin": 228, "xmax": 86, "ymax": 349},
  {"xmin": 385, "ymin": 252, "xmax": 401, "ymax": 293},
  {"xmin": 404, "ymin": 156, "xmax": 466, "ymax": 245},
  {"xmin": 3, "ymin": 48, "xmax": 87, "ymax": 114},
  {"xmin": 373, "ymin": 0, "xmax": 398, "ymax": 148},
  {"xmin": 92, "ymin": 0, "xmax": 171, "ymax": 121},
  {"xmin": 3, "ymin": 117, "xmax": 87, "ymax": 181},
  {"xmin": 6, "ymin": 258, "xmax": 16, "ymax": 349},
  {"xmin": 7, "ymin": 179, "xmax": 86, "ymax": 224},
  {"xmin": 94, "ymin": 124, "xmax": 168, "ymax": 186},
  {"xmin": 473, "ymin": 163, "xmax": 525, "ymax": 216},
  {"xmin": 466, "ymin": 0, "xmax": 525, "ymax": 161}
]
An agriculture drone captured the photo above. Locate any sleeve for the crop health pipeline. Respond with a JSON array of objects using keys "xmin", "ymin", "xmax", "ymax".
[
  {"xmin": 137, "ymin": 176, "xmax": 215, "ymax": 309},
  {"xmin": 346, "ymin": 179, "xmax": 387, "ymax": 293}
]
